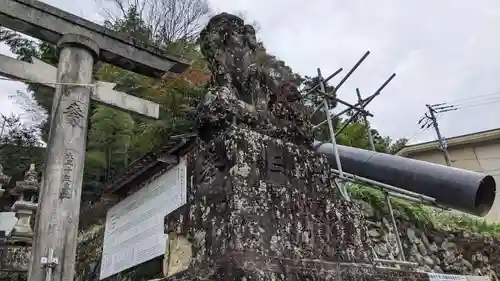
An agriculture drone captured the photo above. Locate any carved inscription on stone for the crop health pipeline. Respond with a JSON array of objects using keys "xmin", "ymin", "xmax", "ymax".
[
  {"xmin": 195, "ymin": 141, "xmax": 228, "ymax": 194},
  {"xmin": 63, "ymin": 101, "xmax": 85, "ymax": 128},
  {"xmin": 264, "ymin": 142, "xmax": 287, "ymax": 185},
  {"xmin": 60, "ymin": 149, "xmax": 76, "ymax": 199},
  {"xmin": 0, "ymin": 245, "xmax": 30, "ymax": 271}
]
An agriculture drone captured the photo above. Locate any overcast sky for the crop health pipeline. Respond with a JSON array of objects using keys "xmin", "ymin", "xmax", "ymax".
[{"xmin": 2, "ymin": 0, "xmax": 500, "ymax": 144}]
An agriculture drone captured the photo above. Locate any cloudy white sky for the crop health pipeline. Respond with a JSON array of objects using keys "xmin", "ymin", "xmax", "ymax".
[{"xmin": 2, "ymin": 0, "xmax": 500, "ymax": 144}]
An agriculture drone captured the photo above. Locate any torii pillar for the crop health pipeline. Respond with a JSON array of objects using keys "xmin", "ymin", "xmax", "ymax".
[
  {"xmin": 0, "ymin": 1, "xmax": 190, "ymax": 280},
  {"xmin": 33, "ymin": 34, "xmax": 99, "ymax": 281}
]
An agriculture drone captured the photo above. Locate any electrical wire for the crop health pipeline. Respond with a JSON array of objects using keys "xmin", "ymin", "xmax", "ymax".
[
  {"xmin": 432, "ymin": 91, "xmax": 500, "ymax": 114},
  {"xmin": 432, "ymin": 91, "xmax": 500, "ymax": 107},
  {"xmin": 408, "ymin": 110, "xmax": 452, "ymax": 143},
  {"xmin": 450, "ymin": 97, "xmax": 500, "ymax": 110},
  {"xmin": 406, "ymin": 125, "xmax": 432, "ymax": 142}
]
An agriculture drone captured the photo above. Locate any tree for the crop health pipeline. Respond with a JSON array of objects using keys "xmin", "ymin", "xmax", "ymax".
[
  {"xmin": 9, "ymin": 90, "xmax": 48, "ymax": 128},
  {"xmin": 100, "ymin": 0, "xmax": 210, "ymax": 44},
  {"xmin": 0, "ymin": 114, "xmax": 44, "ymax": 178},
  {"xmin": 0, "ymin": 115, "xmax": 44, "ymax": 211},
  {"xmin": 388, "ymin": 138, "xmax": 409, "ymax": 155}
]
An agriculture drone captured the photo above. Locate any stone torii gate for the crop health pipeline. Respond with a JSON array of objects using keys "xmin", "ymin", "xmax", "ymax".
[{"xmin": 0, "ymin": 1, "xmax": 190, "ymax": 281}]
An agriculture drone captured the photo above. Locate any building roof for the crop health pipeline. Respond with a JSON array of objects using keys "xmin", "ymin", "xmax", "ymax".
[
  {"xmin": 78, "ymin": 134, "xmax": 197, "ymax": 230},
  {"xmin": 102, "ymin": 133, "xmax": 197, "ymax": 198},
  {"xmin": 397, "ymin": 127, "xmax": 500, "ymax": 157}
]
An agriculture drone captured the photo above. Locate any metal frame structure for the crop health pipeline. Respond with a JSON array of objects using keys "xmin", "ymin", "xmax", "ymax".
[{"xmin": 304, "ymin": 50, "xmax": 447, "ymax": 268}]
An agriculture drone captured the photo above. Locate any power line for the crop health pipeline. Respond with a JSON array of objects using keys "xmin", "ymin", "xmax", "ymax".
[
  {"xmin": 451, "ymin": 97, "xmax": 500, "ymax": 110},
  {"xmin": 432, "ymin": 91, "xmax": 500, "ymax": 107},
  {"xmin": 406, "ymin": 125, "xmax": 432, "ymax": 142},
  {"xmin": 429, "ymin": 95, "xmax": 500, "ymax": 115},
  {"xmin": 407, "ymin": 109, "xmax": 451, "ymax": 142}
]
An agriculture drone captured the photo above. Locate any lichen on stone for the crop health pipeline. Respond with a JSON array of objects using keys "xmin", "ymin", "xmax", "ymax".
[{"xmin": 196, "ymin": 13, "xmax": 314, "ymax": 147}]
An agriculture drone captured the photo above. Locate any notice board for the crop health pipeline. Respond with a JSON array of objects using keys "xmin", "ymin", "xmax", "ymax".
[{"xmin": 99, "ymin": 158, "xmax": 187, "ymax": 279}]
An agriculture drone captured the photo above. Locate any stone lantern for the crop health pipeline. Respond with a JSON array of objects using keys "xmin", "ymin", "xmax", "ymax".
[
  {"xmin": 10, "ymin": 164, "xmax": 39, "ymax": 243},
  {"xmin": 0, "ymin": 164, "xmax": 11, "ymax": 198}
]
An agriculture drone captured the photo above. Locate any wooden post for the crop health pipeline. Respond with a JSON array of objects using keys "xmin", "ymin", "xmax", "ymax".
[{"xmin": 28, "ymin": 34, "xmax": 99, "ymax": 281}]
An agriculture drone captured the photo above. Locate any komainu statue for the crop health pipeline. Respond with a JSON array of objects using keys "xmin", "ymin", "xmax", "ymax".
[{"xmin": 196, "ymin": 13, "xmax": 314, "ymax": 146}]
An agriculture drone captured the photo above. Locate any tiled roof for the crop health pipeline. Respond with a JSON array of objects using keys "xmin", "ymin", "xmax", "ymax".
[{"xmin": 102, "ymin": 134, "xmax": 197, "ymax": 196}]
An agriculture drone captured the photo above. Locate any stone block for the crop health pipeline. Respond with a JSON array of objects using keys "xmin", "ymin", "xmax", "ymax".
[{"xmin": 163, "ymin": 127, "xmax": 373, "ymax": 279}]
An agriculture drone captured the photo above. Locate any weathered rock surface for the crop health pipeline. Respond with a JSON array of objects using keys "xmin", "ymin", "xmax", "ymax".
[
  {"xmin": 356, "ymin": 198, "xmax": 499, "ymax": 280},
  {"xmin": 196, "ymin": 12, "xmax": 314, "ymax": 147},
  {"xmin": 162, "ymin": 126, "xmax": 372, "ymax": 280}
]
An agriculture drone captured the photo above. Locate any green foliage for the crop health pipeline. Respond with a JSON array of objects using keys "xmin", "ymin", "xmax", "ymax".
[
  {"xmin": 314, "ymin": 117, "xmax": 403, "ymax": 153},
  {"xmin": 349, "ymin": 184, "xmax": 500, "ymax": 235},
  {"xmin": 0, "ymin": 28, "xmax": 39, "ymax": 62},
  {"xmin": 387, "ymin": 138, "xmax": 409, "ymax": 154},
  {"xmin": 87, "ymin": 106, "xmax": 135, "ymax": 180},
  {"xmin": 104, "ymin": 5, "xmax": 154, "ymax": 44},
  {"xmin": 0, "ymin": 115, "xmax": 45, "ymax": 192}
]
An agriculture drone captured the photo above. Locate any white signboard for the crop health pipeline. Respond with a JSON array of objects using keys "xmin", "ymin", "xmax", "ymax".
[
  {"xmin": 0, "ymin": 212, "xmax": 17, "ymax": 236},
  {"xmin": 99, "ymin": 158, "xmax": 187, "ymax": 279},
  {"xmin": 428, "ymin": 273, "xmax": 467, "ymax": 281}
]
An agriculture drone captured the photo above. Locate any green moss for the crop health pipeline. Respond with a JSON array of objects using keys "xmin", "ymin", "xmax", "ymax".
[{"xmin": 348, "ymin": 184, "xmax": 500, "ymax": 236}]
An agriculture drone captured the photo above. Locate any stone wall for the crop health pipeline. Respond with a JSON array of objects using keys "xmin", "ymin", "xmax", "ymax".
[
  {"xmin": 74, "ymin": 224, "xmax": 164, "ymax": 281},
  {"xmin": 3, "ymin": 191, "xmax": 500, "ymax": 281},
  {"xmin": 70, "ymin": 191, "xmax": 500, "ymax": 281},
  {"xmin": 354, "ymin": 191, "xmax": 499, "ymax": 281}
]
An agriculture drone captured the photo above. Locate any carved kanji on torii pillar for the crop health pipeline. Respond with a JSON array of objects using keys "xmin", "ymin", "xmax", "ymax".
[{"xmin": 0, "ymin": 1, "xmax": 191, "ymax": 281}]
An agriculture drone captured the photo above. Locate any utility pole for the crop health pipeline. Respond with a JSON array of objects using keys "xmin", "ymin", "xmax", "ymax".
[{"xmin": 423, "ymin": 104, "xmax": 452, "ymax": 166}]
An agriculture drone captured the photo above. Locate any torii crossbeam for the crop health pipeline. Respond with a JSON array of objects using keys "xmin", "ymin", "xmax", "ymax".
[{"xmin": 0, "ymin": 54, "xmax": 159, "ymax": 118}]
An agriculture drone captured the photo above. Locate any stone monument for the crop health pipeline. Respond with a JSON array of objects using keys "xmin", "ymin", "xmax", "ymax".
[
  {"xmin": 162, "ymin": 13, "xmax": 430, "ymax": 280},
  {"xmin": 9, "ymin": 164, "xmax": 39, "ymax": 243}
]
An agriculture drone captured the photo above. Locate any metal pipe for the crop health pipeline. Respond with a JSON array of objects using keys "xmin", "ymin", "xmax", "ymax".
[
  {"xmin": 357, "ymin": 89, "xmax": 376, "ymax": 151},
  {"xmin": 335, "ymin": 73, "xmax": 396, "ymax": 136},
  {"xmin": 302, "ymin": 68, "xmax": 343, "ymax": 98},
  {"xmin": 385, "ymin": 193, "xmax": 406, "ymax": 261},
  {"xmin": 332, "ymin": 169, "xmax": 435, "ymax": 202},
  {"xmin": 386, "ymin": 191, "xmax": 444, "ymax": 208},
  {"xmin": 318, "ymin": 68, "xmax": 349, "ymax": 200},
  {"xmin": 334, "ymin": 97, "xmax": 373, "ymax": 117},
  {"xmin": 314, "ymin": 90, "xmax": 381, "ymax": 129},
  {"xmin": 315, "ymin": 142, "xmax": 496, "ymax": 216},
  {"xmin": 336, "ymin": 50, "xmax": 370, "ymax": 89},
  {"xmin": 318, "ymin": 69, "xmax": 344, "ymax": 178},
  {"xmin": 373, "ymin": 259, "xmax": 418, "ymax": 267}
]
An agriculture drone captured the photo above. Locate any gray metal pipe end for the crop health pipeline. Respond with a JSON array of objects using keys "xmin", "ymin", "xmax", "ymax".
[
  {"xmin": 313, "ymin": 141, "xmax": 497, "ymax": 217},
  {"xmin": 475, "ymin": 175, "xmax": 496, "ymax": 217}
]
